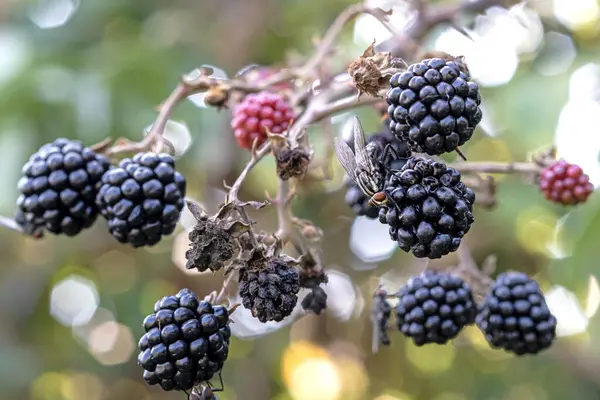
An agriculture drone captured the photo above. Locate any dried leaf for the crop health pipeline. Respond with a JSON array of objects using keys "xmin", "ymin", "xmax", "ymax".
[
  {"xmin": 348, "ymin": 40, "xmax": 407, "ymax": 98},
  {"xmin": 237, "ymin": 200, "xmax": 270, "ymax": 210},
  {"xmin": 185, "ymin": 199, "xmax": 207, "ymax": 221},
  {"xmin": 89, "ymin": 137, "xmax": 113, "ymax": 153},
  {"xmin": 225, "ymin": 220, "xmax": 252, "ymax": 237},
  {"xmin": 266, "ymin": 130, "xmax": 288, "ymax": 151},
  {"xmin": 216, "ymin": 201, "xmax": 236, "ymax": 219}
]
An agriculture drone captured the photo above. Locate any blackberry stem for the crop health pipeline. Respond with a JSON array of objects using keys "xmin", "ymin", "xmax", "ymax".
[
  {"xmin": 105, "ymin": 83, "xmax": 193, "ymax": 156},
  {"xmin": 300, "ymin": 3, "xmax": 402, "ymax": 76},
  {"xmin": 275, "ymin": 179, "xmax": 294, "ymax": 242},
  {"xmin": 0, "ymin": 215, "xmax": 23, "ymax": 233},
  {"xmin": 452, "ymin": 161, "xmax": 544, "ymax": 175}
]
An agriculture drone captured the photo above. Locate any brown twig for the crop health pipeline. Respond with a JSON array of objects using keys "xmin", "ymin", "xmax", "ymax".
[
  {"xmin": 301, "ymin": 4, "xmax": 400, "ymax": 75},
  {"xmin": 227, "ymin": 143, "xmax": 272, "ymax": 203},
  {"xmin": 452, "ymin": 161, "xmax": 543, "ymax": 174},
  {"xmin": 382, "ymin": 0, "xmax": 506, "ymax": 58},
  {"xmin": 275, "ymin": 179, "xmax": 294, "ymax": 242},
  {"xmin": 105, "ymin": 83, "xmax": 192, "ymax": 156}
]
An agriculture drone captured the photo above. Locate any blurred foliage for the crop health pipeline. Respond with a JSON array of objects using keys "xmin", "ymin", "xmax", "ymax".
[{"xmin": 2, "ymin": 0, "xmax": 600, "ymax": 400}]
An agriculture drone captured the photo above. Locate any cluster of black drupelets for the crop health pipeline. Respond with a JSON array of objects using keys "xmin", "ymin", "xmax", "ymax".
[
  {"xmin": 375, "ymin": 270, "xmax": 557, "ymax": 355},
  {"xmin": 345, "ymin": 57, "xmax": 483, "ymax": 259},
  {"xmin": 15, "ymin": 139, "xmax": 187, "ymax": 248}
]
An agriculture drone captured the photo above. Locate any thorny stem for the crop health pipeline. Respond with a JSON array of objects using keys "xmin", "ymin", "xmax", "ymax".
[
  {"xmin": 301, "ymin": 4, "xmax": 399, "ymax": 75},
  {"xmin": 227, "ymin": 144, "xmax": 272, "ymax": 203},
  {"xmin": 105, "ymin": 83, "xmax": 193, "ymax": 156},
  {"xmin": 214, "ymin": 272, "xmax": 236, "ymax": 305},
  {"xmin": 275, "ymin": 179, "xmax": 293, "ymax": 242}
]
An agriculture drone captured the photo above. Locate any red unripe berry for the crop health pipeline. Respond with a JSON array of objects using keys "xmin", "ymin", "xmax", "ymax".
[
  {"xmin": 539, "ymin": 160, "xmax": 594, "ymax": 205},
  {"xmin": 231, "ymin": 92, "xmax": 296, "ymax": 149}
]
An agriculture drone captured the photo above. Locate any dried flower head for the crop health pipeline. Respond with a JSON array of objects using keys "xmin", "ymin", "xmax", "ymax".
[
  {"xmin": 185, "ymin": 217, "xmax": 235, "ymax": 273},
  {"xmin": 348, "ymin": 41, "xmax": 407, "ymax": 98}
]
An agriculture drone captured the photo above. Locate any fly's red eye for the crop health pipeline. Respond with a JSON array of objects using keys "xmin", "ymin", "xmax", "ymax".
[{"xmin": 372, "ymin": 192, "xmax": 386, "ymax": 202}]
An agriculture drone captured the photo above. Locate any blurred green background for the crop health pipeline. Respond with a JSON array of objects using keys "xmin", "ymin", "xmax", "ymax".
[{"xmin": 2, "ymin": 0, "xmax": 600, "ymax": 399}]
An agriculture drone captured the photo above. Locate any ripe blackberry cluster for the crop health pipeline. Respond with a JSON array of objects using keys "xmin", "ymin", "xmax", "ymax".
[
  {"xmin": 395, "ymin": 270, "xmax": 477, "ymax": 346},
  {"xmin": 96, "ymin": 152, "xmax": 186, "ymax": 247},
  {"xmin": 539, "ymin": 159, "xmax": 594, "ymax": 205},
  {"xmin": 379, "ymin": 157, "xmax": 475, "ymax": 259},
  {"xmin": 477, "ymin": 272, "xmax": 557, "ymax": 355},
  {"xmin": 137, "ymin": 289, "xmax": 231, "ymax": 392},
  {"xmin": 238, "ymin": 258, "xmax": 300, "ymax": 322},
  {"xmin": 344, "ymin": 127, "xmax": 411, "ymax": 219},
  {"xmin": 15, "ymin": 138, "xmax": 110, "ymax": 237},
  {"xmin": 387, "ymin": 57, "xmax": 483, "ymax": 155},
  {"xmin": 231, "ymin": 92, "xmax": 296, "ymax": 149}
]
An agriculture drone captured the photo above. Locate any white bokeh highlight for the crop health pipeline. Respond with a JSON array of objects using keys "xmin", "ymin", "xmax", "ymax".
[
  {"xmin": 350, "ymin": 216, "xmax": 397, "ymax": 263},
  {"xmin": 228, "ymin": 292, "xmax": 306, "ymax": 339},
  {"xmin": 0, "ymin": 29, "xmax": 31, "ymax": 85},
  {"xmin": 353, "ymin": 0, "xmax": 416, "ymax": 45},
  {"xmin": 585, "ymin": 275, "xmax": 600, "ymax": 319},
  {"xmin": 434, "ymin": 4, "xmax": 543, "ymax": 87},
  {"xmin": 156, "ymin": 120, "xmax": 192, "ymax": 156},
  {"xmin": 87, "ymin": 321, "xmax": 136, "ymax": 365},
  {"xmin": 555, "ymin": 64, "xmax": 600, "ymax": 186},
  {"xmin": 545, "ymin": 211, "xmax": 571, "ymax": 260},
  {"xmin": 28, "ymin": 0, "xmax": 80, "ymax": 29},
  {"xmin": 50, "ymin": 276, "xmax": 99, "ymax": 327},
  {"xmin": 535, "ymin": 32, "xmax": 576, "ymax": 76},
  {"xmin": 545, "ymin": 285, "xmax": 589, "ymax": 337},
  {"xmin": 323, "ymin": 269, "xmax": 362, "ymax": 321},
  {"xmin": 553, "ymin": 0, "xmax": 600, "ymax": 30}
]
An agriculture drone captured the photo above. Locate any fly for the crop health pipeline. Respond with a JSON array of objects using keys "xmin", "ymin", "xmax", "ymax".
[{"xmin": 334, "ymin": 116, "xmax": 396, "ymax": 207}]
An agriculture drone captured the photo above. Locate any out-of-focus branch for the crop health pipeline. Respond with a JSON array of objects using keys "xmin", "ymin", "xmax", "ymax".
[
  {"xmin": 382, "ymin": 0, "xmax": 506, "ymax": 58},
  {"xmin": 452, "ymin": 161, "xmax": 544, "ymax": 174},
  {"xmin": 275, "ymin": 179, "xmax": 294, "ymax": 242},
  {"xmin": 301, "ymin": 4, "xmax": 400, "ymax": 75},
  {"xmin": 104, "ymin": 83, "xmax": 193, "ymax": 156}
]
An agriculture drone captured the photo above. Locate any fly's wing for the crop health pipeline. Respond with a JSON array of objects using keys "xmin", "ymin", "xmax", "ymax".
[
  {"xmin": 351, "ymin": 116, "xmax": 373, "ymax": 171},
  {"xmin": 334, "ymin": 137, "xmax": 359, "ymax": 184}
]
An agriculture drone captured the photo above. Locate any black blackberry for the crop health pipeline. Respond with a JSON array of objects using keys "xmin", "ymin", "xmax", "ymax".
[
  {"xmin": 476, "ymin": 272, "xmax": 557, "ymax": 355},
  {"xmin": 137, "ymin": 288, "xmax": 231, "ymax": 392},
  {"xmin": 239, "ymin": 258, "xmax": 300, "ymax": 323},
  {"xmin": 387, "ymin": 58, "xmax": 483, "ymax": 155},
  {"xmin": 344, "ymin": 128, "xmax": 411, "ymax": 219},
  {"xmin": 301, "ymin": 286, "xmax": 327, "ymax": 315},
  {"xmin": 395, "ymin": 270, "xmax": 477, "ymax": 346},
  {"xmin": 96, "ymin": 152, "xmax": 186, "ymax": 247},
  {"xmin": 379, "ymin": 157, "xmax": 475, "ymax": 259},
  {"xmin": 15, "ymin": 138, "xmax": 111, "ymax": 237},
  {"xmin": 344, "ymin": 179, "xmax": 380, "ymax": 219}
]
